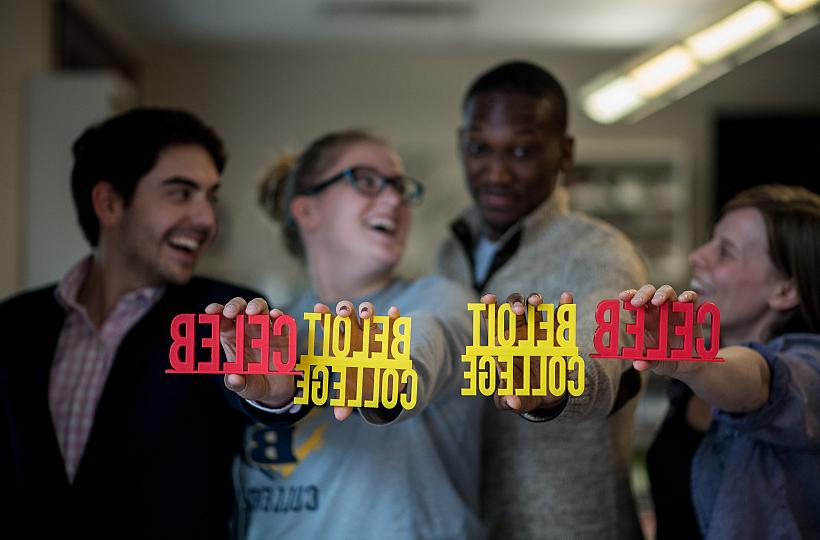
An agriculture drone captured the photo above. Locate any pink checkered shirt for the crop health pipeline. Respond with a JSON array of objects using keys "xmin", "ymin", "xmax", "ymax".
[{"xmin": 51, "ymin": 257, "xmax": 164, "ymax": 482}]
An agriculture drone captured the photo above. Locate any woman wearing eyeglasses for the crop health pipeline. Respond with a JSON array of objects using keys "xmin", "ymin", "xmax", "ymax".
[{"xmin": 221, "ymin": 130, "xmax": 484, "ymax": 539}]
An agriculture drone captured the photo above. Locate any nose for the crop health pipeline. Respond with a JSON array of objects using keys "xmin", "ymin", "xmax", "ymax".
[
  {"xmin": 688, "ymin": 240, "xmax": 711, "ymax": 270},
  {"xmin": 487, "ymin": 155, "xmax": 514, "ymax": 184},
  {"xmin": 191, "ymin": 195, "xmax": 218, "ymax": 235},
  {"xmin": 377, "ymin": 181, "xmax": 403, "ymax": 207}
]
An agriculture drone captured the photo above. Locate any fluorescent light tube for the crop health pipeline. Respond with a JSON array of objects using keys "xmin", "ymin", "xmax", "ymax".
[
  {"xmin": 628, "ymin": 46, "xmax": 700, "ymax": 97},
  {"xmin": 686, "ymin": 1, "xmax": 782, "ymax": 63},
  {"xmin": 773, "ymin": 0, "xmax": 820, "ymax": 14},
  {"xmin": 583, "ymin": 77, "xmax": 646, "ymax": 124}
]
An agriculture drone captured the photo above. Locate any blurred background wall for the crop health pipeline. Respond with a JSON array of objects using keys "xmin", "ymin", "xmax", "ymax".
[
  {"xmin": 3, "ymin": 0, "xmax": 818, "ymax": 302},
  {"xmin": 0, "ymin": 1, "xmax": 51, "ymax": 298},
  {"xmin": 139, "ymin": 42, "xmax": 820, "ymax": 302}
]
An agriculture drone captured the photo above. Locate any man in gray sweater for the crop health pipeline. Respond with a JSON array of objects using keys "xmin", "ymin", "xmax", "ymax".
[{"xmin": 436, "ymin": 61, "xmax": 647, "ymax": 539}]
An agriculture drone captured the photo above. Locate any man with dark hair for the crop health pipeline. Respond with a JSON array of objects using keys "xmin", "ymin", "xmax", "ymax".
[
  {"xmin": 0, "ymin": 108, "xmax": 260, "ymax": 540},
  {"xmin": 71, "ymin": 108, "xmax": 227, "ymax": 249},
  {"xmin": 437, "ymin": 61, "xmax": 647, "ymax": 538}
]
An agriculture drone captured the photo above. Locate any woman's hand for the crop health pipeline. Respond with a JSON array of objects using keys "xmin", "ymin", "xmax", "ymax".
[
  {"xmin": 618, "ymin": 284, "xmax": 701, "ymax": 376},
  {"xmin": 619, "ymin": 285, "xmax": 771, "ymax": 412},
  {"xmin": 315, "ymin": 301, "xmax": 403, "ymax": 421}
]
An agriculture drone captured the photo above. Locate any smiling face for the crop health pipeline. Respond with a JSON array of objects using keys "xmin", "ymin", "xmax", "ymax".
[
  {"xmin": 459, "ymin": 91, "xmax": 573, "ymax": 240},
  {"xmin": 108, "ymin": 143, "xmax": 220, "ymax": 286},
  {"xmin": 295, "ymin": 141, "xmax": 412, "ymax": 274},
  {"xmin": 689, "ymin": 207, "xmax": 789, "ymax": 344}
]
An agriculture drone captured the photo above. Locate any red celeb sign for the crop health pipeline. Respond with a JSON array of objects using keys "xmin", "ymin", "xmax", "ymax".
[
  {"xmin": 590, "ymin": 300, "xmax": 724, "ymax": 362},
  {"xmin": 166, "ymin": 313, "xmax": 300, "ymax": 375}
]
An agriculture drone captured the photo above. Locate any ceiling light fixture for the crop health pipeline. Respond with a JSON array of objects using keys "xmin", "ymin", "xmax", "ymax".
[
  {"xmin": 583, "ymin": 77, "xmax": 645, "ymax": 124},
  {"xmin": 628, "ymin": 46, "xmax": 700, "ymax": 97},
  {"xmin": 581, "ymin": 0, "xmax": 820, "ymax": 124},
  {"xmin": 773, "ymin": 0, "xmax": 820, "ymax": 14},
  {"xmin": 686, "ymin": 2, "xmax": 782, "ymax": 63}
]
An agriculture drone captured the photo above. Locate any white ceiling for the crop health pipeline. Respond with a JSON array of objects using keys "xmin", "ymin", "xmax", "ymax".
[{"xmin": 92, "ymin": 0, "xmax": 764, "ymax": 51}]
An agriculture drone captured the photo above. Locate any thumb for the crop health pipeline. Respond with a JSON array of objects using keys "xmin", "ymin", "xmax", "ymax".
[
  {"xmin": 224, "ymin": 373, "xmax": 269, "ymax": 401},
  {"xmin": 503, "ymin": 395, "xmax": 522, "ymax": 411},
  {"xmin": 333, "ymin": 406, "xmax": 353, "ymax": 421},
  {"xmin": 632, "ymin": 360, "xmax": 655, "ymax": 372}
]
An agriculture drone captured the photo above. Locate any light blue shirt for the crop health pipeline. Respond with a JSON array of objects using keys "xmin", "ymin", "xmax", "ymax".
[
  {"xmin": 473, "ymin": 235, "xmax": 499, "ymax": 286},
  {"xmin": 236, "ymin": 276, "xmax": 486, "ymax": 540}
]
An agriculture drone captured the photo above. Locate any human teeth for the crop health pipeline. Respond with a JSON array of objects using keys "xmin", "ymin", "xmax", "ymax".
[
  {"xmin": 689, "ymin": 278, "xmax": 710, "ymax": 294},
  {"xmin": 369, "ymin": 218, "xmax": 396, "ymax": 233},
  {"xmin": 168, "ymin": 236, "xmax": 200, "ymax": 251}
]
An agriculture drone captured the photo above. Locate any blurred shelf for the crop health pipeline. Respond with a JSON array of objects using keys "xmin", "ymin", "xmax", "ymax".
[{"xmin": 568, "ymin": 139, "xmax": 693, "ymax": 290}]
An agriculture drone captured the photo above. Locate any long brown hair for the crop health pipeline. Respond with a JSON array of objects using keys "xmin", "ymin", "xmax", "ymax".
[{"xmin": 721, "ymin": 184, "xmax": 820, "ymax": 337}]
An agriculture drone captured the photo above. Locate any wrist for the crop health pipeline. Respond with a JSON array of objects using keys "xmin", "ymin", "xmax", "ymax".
[
  {"xmin": 668, "ymin": 360, "xmax": 705, "ymax": 381},
  {"xmin": 540, "ymin": 392, "xmax": 565, "ymax": 409},
  {"xmin": 260, "ymin": 375, "xmax": 297, "ymax": 408},
  {"xmin": 520, "ymin": 392, "xmax": 569, "ymax": 423}
]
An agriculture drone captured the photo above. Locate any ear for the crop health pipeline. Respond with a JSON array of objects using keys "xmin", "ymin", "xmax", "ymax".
[
  {"xmin": 290, "ymin": 196, "xmax": 321, "ymax": 232},
  {"xmin": 90, "ymin": 181, "xmax": 124, "ymax": 228},
  {"xmin": 456, "ymin": 127, "xmax": 467, "ymax": 160},
  {"xmin": 769, "ymin": 277, "xmax": 800, "ymax": 312},
  {"xmin": 559, "ymin": 135, "xmax": 575, "ymax": 175}
]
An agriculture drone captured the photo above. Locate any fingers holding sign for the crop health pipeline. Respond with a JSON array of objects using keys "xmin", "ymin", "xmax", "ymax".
[
  {"xmin": 315, "ymin": 301, "xmax": 406, "ymax": 421},
  {"xmin": 617, "ymin": 284, "xmax": 701, "ymax": 375},
  {"xmin": 480, "ymin": 291, "xmax": 575, "ymax": 413},
  {"xmin": 205, "ymin": 297, "xmax": 297, "ymax": 407}
]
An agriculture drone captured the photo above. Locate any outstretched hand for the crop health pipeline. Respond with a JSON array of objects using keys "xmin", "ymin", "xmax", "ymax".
[
  {"xmin": 481, "ymin": 291, "xmax": 574, "ymax": 413},
  {"xmin": 618, "ymin": 284, "xmax": 702, "ymax": 376},
  {"xmin": 315, "ymin": 301, "xmax": 403, "ymax": 421},
  {"xmin": 205, "ymin": 297, "xmax": 296, "ymax": 407}
]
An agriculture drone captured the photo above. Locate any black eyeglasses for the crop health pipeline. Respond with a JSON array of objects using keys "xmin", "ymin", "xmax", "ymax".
[{"xmin": 299, "ymin": 166, "xmax": 425, "ymax": 205}]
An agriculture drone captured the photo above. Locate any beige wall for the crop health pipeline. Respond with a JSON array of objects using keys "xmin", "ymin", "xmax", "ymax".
[
  {"xmin": 139, "ymin": 35, "xmax": 820, "ymax": 302},
  {"xmin": 5, "ymin": 3, "xmax": 817, "ymax": 301},
  {"xmin": 0, "ymin": 0, "xmax": 51, "ymax": 298}
]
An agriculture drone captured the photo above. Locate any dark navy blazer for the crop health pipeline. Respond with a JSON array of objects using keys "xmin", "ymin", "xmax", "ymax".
[{"xmin": 0, "ymin": 277, "xmax": 266, "ymax": 540}]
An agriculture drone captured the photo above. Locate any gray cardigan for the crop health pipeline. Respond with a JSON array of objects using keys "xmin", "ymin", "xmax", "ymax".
[{"xmin": 437, "ymin": 186, "xmax": 648, "ymax": 539}]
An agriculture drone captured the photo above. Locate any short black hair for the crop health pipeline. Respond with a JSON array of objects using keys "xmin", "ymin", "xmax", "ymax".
[
  {"xmin": 71, "ymin": 107, "xmax": 226, "ymax": 246},
  {"xmin": 462, "ymin": 60, "xmax": 569, "ymax": 133}
]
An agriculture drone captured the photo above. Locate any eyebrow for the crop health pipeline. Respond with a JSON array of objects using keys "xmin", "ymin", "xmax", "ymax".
[
  {"xmin": 161, "ymin": 176, "xmax": 220, "ymax": 192},
  {"xmin": 716, "ymin": 234, "xmax": 740, "ymax": 251},
  {"xmin": 465, "ymin": 126, "xmax": 544, "ymax": 136},
  {"xmin": 512, "ymin": 127, "xmax": 542, "ymax": 136}
]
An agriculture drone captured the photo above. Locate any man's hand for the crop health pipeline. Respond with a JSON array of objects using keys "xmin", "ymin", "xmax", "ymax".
[
  {"xmin": 618, "ymin": 284, "xmax": 702, "ymax": 376},
  {"xmin": 481, "ymin": 291, "xmax": 574, "ymax": 413},
  {"xmin": 316, "ymin": 301, "xmax": 402, "ymax": 422},
  {"xmin": 205, "ymin": 297, "xmax": 296, "ymax": 408}
]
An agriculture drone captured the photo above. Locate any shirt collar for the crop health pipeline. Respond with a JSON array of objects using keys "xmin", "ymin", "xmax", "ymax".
[
  {"xmin": 453, "ymin": 185, "xmax": 570, "ymax": 250},
  {"xmin": 300, "ymin": 277, "xmax": 409, "ymax": 311},
  {"xmin": 54, "ymin": 255, "xmax": 166, "ymax": 314}
]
